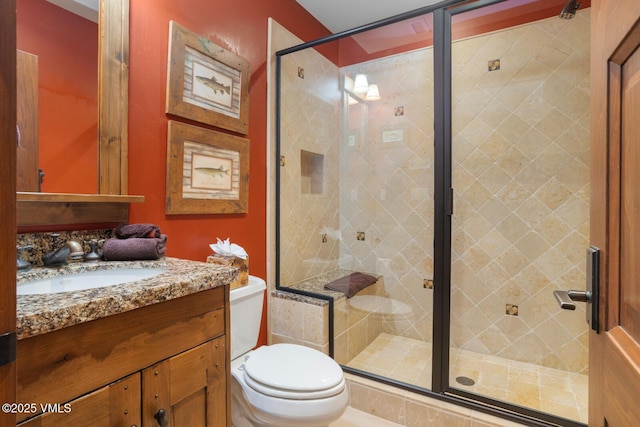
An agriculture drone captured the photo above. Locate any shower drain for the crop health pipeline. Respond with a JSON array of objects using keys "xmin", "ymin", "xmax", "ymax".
[{"xmin": 455, "ymin": 376, "xmax": 475, "ymax": 386}]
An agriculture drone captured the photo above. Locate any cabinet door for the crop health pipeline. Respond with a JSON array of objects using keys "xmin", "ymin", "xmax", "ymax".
[
  {"xmin": 18, "ymin": 373, "xmax": 141, "ymax": 427},
  {"xmin": 142, "ymin": 337, "xmax": 227, "ymax": 427}
]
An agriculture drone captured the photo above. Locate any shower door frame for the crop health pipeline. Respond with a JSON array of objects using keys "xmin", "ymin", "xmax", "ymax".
[{"xmin": 274, "ymin": 1, "xmax": 586, "ymax": 426}]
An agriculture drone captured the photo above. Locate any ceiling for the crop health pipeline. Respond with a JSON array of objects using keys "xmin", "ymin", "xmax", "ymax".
[
  {"xmin": 294, "ymin": 0, "xmax": 444, "ymax": 33},
  {"xmin": 294, "ymin": 0, "xmax": 587, "ymax": 59},
  {"xmin": 47, "ymin": 0, "xmax": 99, "ymax": 22},
  {"xmin": 294, "ymin": 0, "xmax": 587, "ymax": 36}
]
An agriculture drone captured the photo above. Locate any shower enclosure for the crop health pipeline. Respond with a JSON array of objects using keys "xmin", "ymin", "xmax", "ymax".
[{"xmin": 274, "ymin": 1, "xmax": 590, "ymax": 426}]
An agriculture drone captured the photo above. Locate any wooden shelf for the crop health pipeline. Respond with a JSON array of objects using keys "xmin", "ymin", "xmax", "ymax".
[
  {"xmin": 17, "ymin": 192, "xmax": 145, "ymax": 203},
  {"xmin": 17, "ymin": 193, "xmax": 145, "ymax": 226}
]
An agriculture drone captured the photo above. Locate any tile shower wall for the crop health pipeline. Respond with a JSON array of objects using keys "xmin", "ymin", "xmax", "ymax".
[
  {"xmin": 450, "ymin": 10, "xmax": 590, "ymax": 374},
  {"xmin": 342, "ymin": 10, "xmax": 590, "ymax": 373},
  {"xmin": 270, "ymin": 293, "xmax": 330, "ymax": 353},
  {"xmin": 341, "ymin": 49, "xmax": 436, "ymax": 343},
  {"xmin": 277, "ymin": 36, "xmax": 342, "ymax": 286},
  {"xmin": 274, "ymin": 8, "xmax": 590, "ymax": 374}
]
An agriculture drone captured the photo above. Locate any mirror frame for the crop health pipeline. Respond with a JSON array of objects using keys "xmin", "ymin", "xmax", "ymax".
[
  {"xmin": 99, "ymin": 0, "xmax": 128, "ymax": 195},
  {"xmin": 16, "ymin": 0, "xmax": 143, "ymax": 227}
]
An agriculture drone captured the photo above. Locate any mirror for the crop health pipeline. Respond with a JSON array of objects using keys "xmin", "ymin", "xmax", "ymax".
[
  {"xmin": 14, "ymin": 0, "xmax": 137, "ymax": 226},
  {"xmin": 16, "ymin": 0, "xmax": 99, "ymax": 193}
]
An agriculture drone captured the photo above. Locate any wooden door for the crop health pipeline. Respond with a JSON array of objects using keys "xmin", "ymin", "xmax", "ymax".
[
  {"xmin": 142, "ymin": 337, "xmax": 227, "ymax": 427},
  {"xmin": 18, "ymin": 373, "xmax": 141, "ymax": 427},
  {"xmin": 0, "ymin": 1, "xmax": 17, "ymax": 426},
  {"xmin": 16, "ymin": 50, "xmax": 39, "ymax": 192},
  {"xmin": 590, "ymin": 0, "xmax": 640, "ymax": 425}
]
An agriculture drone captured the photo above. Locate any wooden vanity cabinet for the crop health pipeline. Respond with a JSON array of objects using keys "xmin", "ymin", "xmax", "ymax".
[{"xmin": 16, "ymin": 285, "xmax": 230, "ymax": 427}]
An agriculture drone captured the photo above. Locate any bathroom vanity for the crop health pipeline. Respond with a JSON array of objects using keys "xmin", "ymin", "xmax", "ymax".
[{"xmin": 15, "ymin": 258, "xmax": 236, "ymax": 426}]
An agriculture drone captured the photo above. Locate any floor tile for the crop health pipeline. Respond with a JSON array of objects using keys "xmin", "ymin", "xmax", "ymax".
[
  {"xmin": 346, "ymin": 333, "xmax": 588, "ymax": 424},
  {"xmin": 330, "ymin": 406, "xmax": 403, "ymax": 427}
]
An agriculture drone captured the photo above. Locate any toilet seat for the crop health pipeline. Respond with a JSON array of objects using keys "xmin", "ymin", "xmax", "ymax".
[{"xmin": 243, "ymin": 343, "xmax": 345, "ymax": 400}]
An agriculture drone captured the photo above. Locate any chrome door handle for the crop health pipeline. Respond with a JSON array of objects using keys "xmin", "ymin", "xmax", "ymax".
[
  {"xmin": 551, "ymin": 246, "xmax": 600, "ymax": 334},
  {"xmin": 553, "ymin": 290, "xmax": 592, "ymax": 310}
]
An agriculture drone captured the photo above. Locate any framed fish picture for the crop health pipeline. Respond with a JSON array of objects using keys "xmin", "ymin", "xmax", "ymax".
[
  {"xmin": 166, "ymin": 21, "xmax": 250, "ymax": 134},
  {"xmin": 166, "ymin": 121, "xmax": 249, "ymax": 214}
]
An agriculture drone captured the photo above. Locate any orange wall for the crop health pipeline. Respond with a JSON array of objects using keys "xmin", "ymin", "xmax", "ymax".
[
  {"xmin": 16, "ymin": 0, "xmax": 98, "ymax": 193},
  {"xmin": 128, "ymin": 0, "xmax": 331, "ymax": 346}
]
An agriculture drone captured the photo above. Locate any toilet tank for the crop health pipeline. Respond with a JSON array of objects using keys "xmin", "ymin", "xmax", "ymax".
[{"xmin": 229, "ymin": 275, "xmax": 266, "ymax": 360}]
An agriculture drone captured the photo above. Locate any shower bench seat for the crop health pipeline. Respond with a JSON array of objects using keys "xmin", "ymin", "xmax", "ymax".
[
  {"xmin": 279, "ymin": 268, "xmax": 380, "ymax": 299},
  {"xmin": 271, "ymin": 269, "xmax": 386, "ymax": 364}
]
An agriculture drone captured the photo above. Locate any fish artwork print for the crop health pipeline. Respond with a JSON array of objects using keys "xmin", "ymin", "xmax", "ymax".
[
  {"xmin": 196, "ymin": 75, "xmax": 231, "ymax": 95},
  {"xmin": 195, "ymin": 166, "xmax": 229, "ymax": 177}
]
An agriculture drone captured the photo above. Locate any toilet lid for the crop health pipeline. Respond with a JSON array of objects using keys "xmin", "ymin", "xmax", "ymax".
[{"xmin": 243, "ymin": 344, "xmax": 344, "ymax": 397}]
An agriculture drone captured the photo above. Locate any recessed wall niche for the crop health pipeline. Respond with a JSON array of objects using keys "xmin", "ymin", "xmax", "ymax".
[{"xmin": 300, "ymin": 150, "xmax": 325, "ymax": 194}]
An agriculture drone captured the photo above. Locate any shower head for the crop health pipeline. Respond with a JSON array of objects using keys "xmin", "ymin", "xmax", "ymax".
[{"xmin": 559, "ymin": 0, "xmax": 581, "ymax": 19}]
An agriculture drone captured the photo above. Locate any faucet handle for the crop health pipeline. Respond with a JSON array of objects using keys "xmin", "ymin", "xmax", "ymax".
[
  {"xmin": 16, "ymin": 245, "xmax": 33, "ymax": 271},
  {"xmin": 50, "ymin": 233, "xmax": 61, "ymax": 247},
  {"xmin": 84, "ymin": 239, "xmax": 102, "ymax": 263}
]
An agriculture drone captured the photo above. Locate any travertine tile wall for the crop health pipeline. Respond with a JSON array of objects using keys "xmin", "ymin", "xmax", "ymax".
[
  {"xmin": 276, "ymin": 43, "xmax": 342, "ymax": 287},
  {"xmin": 270, "ymin": 295, "xmax": 330, "ymax": 353},
  {"xmin": 334, "ymin": 279, "xmax": 386, "ymax": 364},
  {"xmin": 449, "ymin": 10, "xmax": 590, "ymax": 374},
  {"xmin": 344, "ymin": 373, "xmax": 527, "ymax": 427},
  {"xmin": 341, "ymin": 48, "xmax": 436, "ymax": 344},
  {"xmin": 342, "ymin": 10, "xmax": 590, "ymax": 373}
]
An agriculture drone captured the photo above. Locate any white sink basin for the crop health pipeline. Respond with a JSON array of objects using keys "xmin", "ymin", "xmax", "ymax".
[{"xmin": 17, "ymin": 268, "xmax": 167, "ymax": 295}]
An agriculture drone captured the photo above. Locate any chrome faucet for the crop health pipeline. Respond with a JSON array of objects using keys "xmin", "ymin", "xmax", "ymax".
[{"xmin": 42, "ymin": 234, "xmax": 85, "ymax": 267}]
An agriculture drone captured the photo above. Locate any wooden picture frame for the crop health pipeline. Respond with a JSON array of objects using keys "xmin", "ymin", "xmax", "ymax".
[
  {"xmin": 166, "ymin": 21, "xmax": 250, "ymax": 134},
  {"xmin": 166, "ymin": 121, "xmax": 249, "ymax": 214}
]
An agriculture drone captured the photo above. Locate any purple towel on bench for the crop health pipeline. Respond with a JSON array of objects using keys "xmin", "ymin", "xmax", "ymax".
[
  {"xmin": 102, "ymin": 235, "xmax": 167, "ymax": 261},
  {"xmin": 324, "ymin": 272, "xmax": 378, "ymax": 298}
]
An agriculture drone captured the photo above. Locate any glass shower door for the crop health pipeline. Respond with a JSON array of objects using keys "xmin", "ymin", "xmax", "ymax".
[
  {"xmin": 276, "ymin": 9, "xmax": 437, "ymax": 392},
  {"xmin": 338, "ymin": 35, "xmax": 436, "ymax": 387},
  {"xmin": 447, "ymin": 1, "xmax": 590, "ymax": 424}
]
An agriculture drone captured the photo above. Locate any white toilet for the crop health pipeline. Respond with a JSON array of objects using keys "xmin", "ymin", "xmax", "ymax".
[{"xmin": 230, "ymin": 276, "xmax": 349, "ymax": 427}]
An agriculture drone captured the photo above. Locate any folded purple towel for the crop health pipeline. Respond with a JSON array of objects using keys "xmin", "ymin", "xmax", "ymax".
[
  {"xmin": 103, "ymin": 234, "xmax": 167, "ymax": 261},
  {"xmin": 115, "ymin": 223, "xmax": 161, "ymax": 239},
  {"xmin": 324, "ymin": 272, "xmax": 378, "ymax": 298}
]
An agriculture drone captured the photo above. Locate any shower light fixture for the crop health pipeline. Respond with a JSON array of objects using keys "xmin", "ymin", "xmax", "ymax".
[
  {"xmin": 347, "ymin": 74, "xmax": 381, "ymax": 102},
  {"xmin": 365, "ymin": 84, "xmax": 380, "ymax": 101},
  {"xmin": 559, "ymin": 0, "xmax": 581, "ymax": 19},
  {"xmin": 353, "ymin": 74, "xmax": 369, "ymax": 95}
]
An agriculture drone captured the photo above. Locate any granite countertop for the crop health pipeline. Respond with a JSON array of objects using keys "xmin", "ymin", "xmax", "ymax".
[{"xmin": 16, "ymin": 257, "xmax": 237, "ymax": 340}]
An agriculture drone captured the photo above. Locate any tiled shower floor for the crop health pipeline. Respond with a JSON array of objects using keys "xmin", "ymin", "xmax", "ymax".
[{"xmin": 347, "ymin": 333, "xmax": 588, "ymax": 424}]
